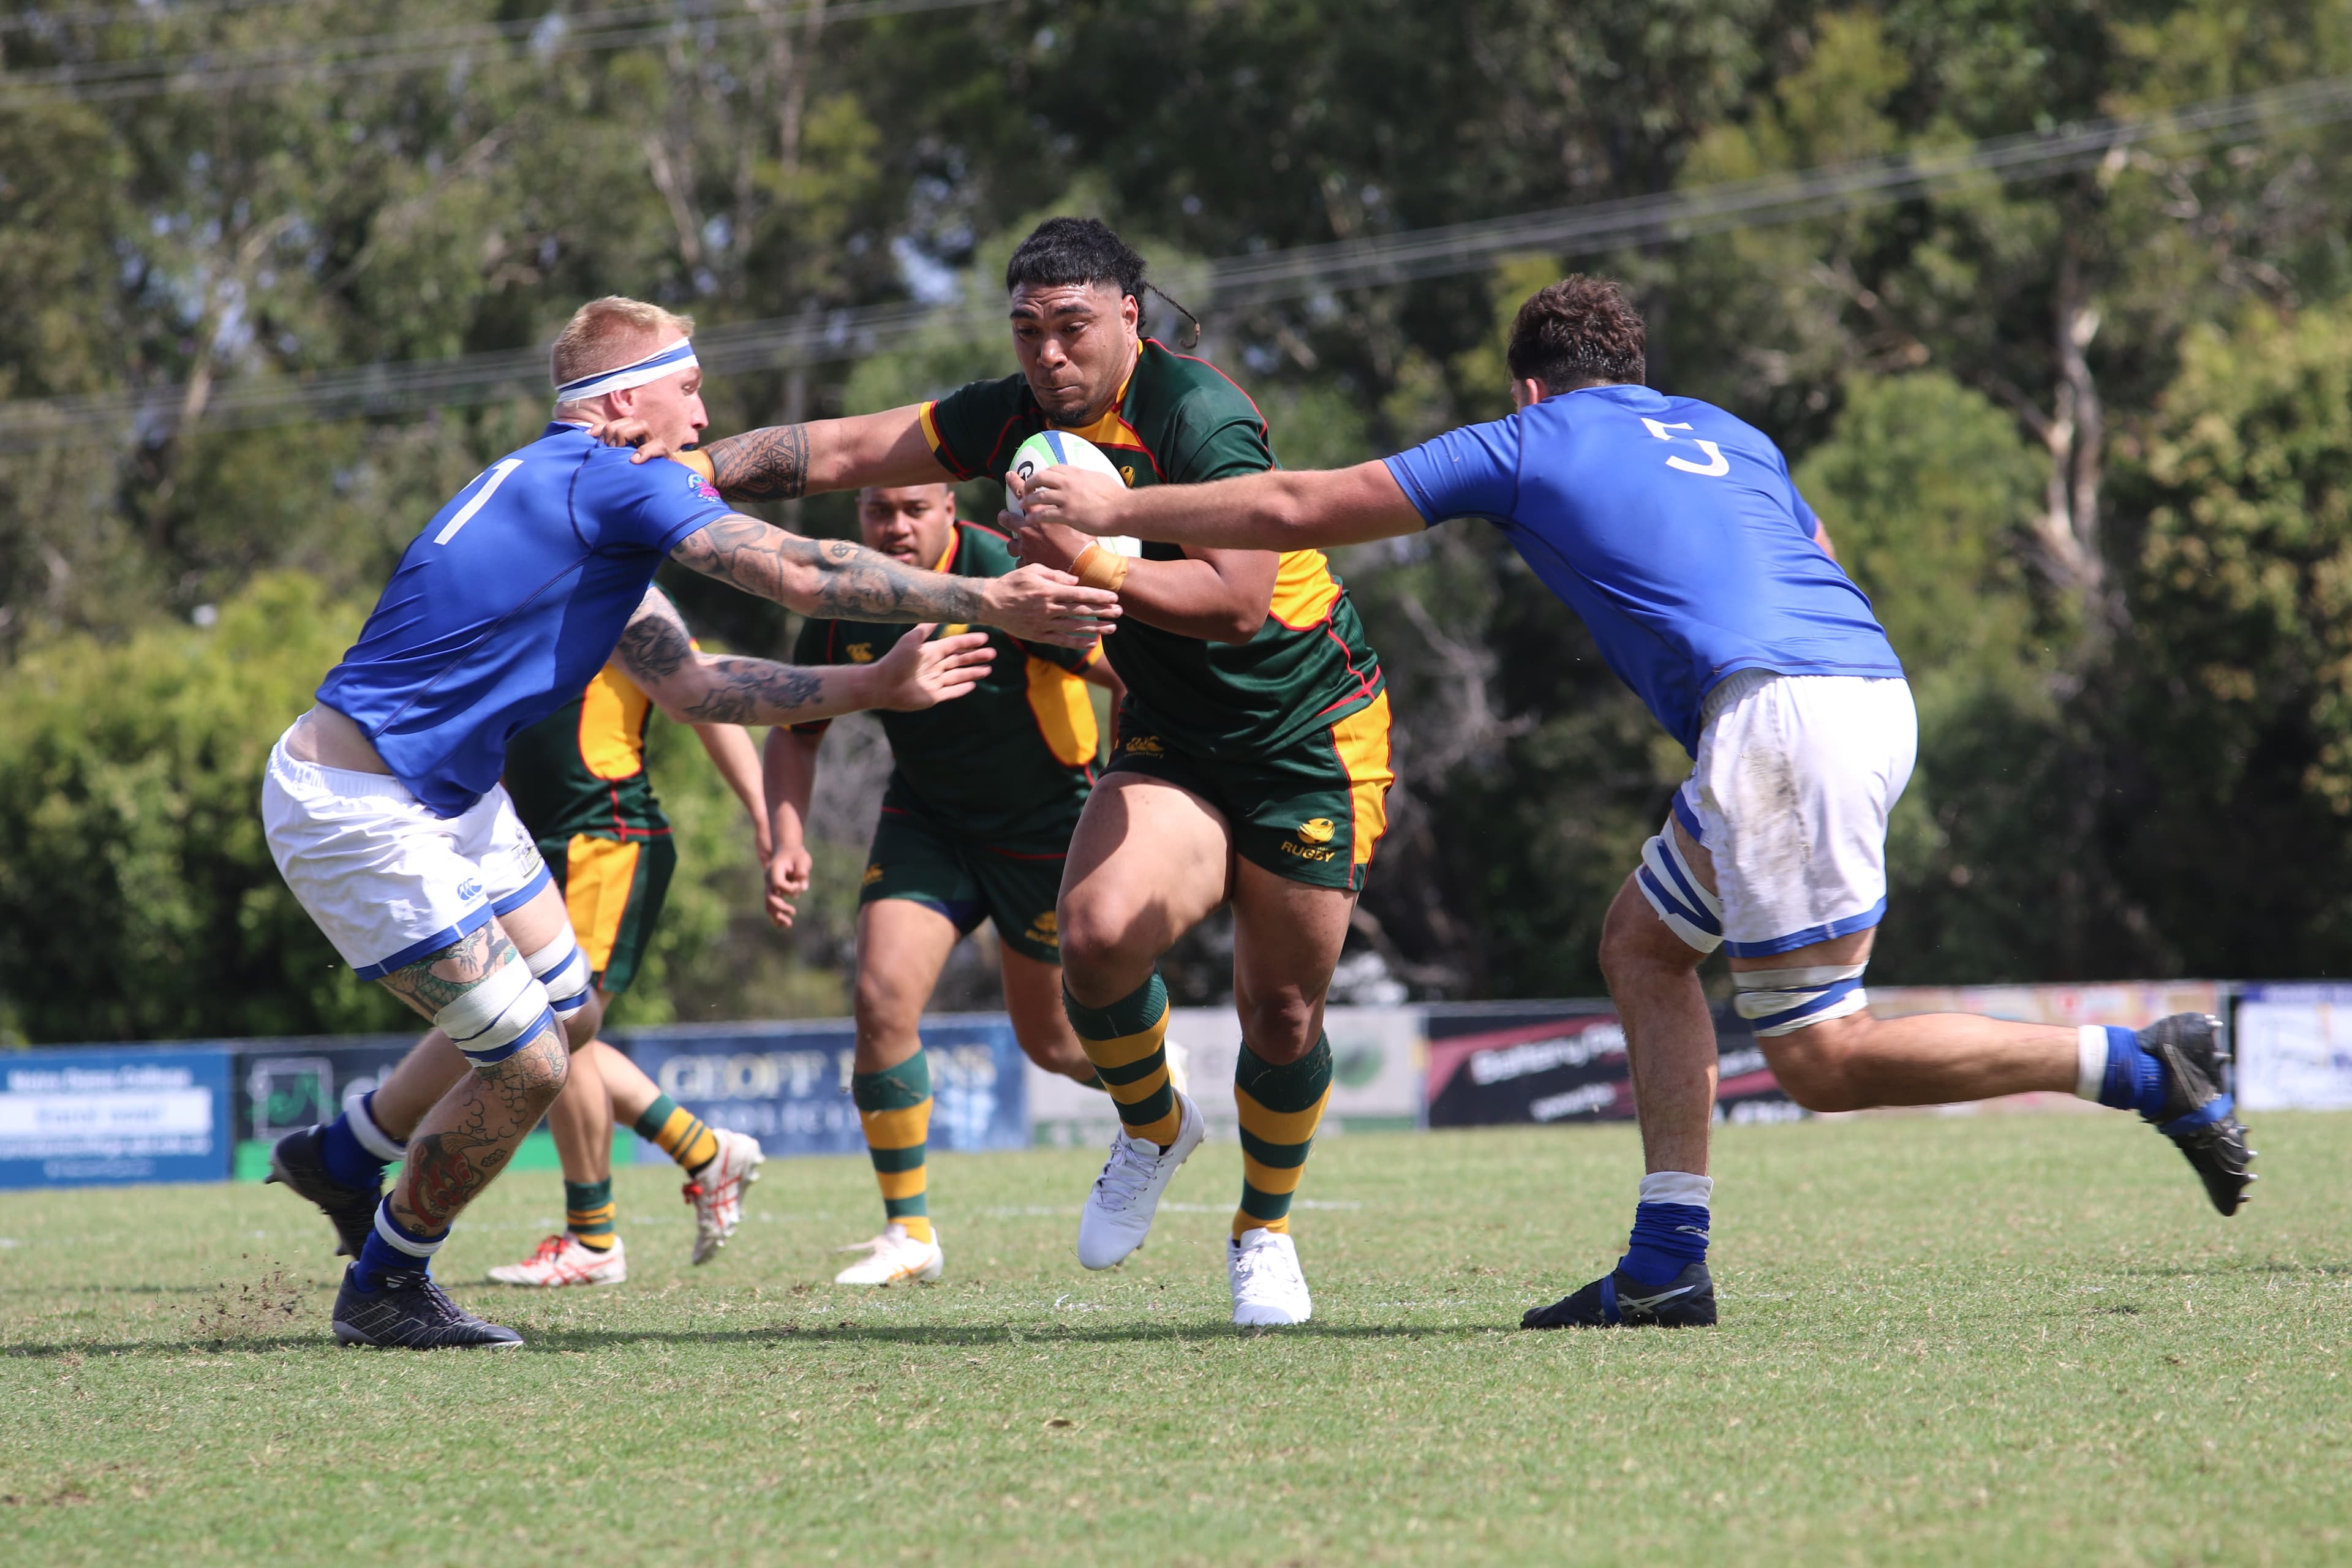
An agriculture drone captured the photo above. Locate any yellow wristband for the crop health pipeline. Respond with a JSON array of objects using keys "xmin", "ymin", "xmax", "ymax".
[{"xmin": 1071, "ymin": 543, "xmax": 1130, "ymax": 594}]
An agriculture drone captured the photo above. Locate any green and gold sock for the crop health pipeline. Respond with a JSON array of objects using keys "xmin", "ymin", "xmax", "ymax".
[
  {"xmin": 564, "ymin": 1177, "xmax": 616, "ymax": 1253},
  {"xmin": 852, "ymin": 1055, "xmax": 933, "ymax": 1245},
  {"xmin": 1063, "ymin": 973, "xmax": 1180, "ymax": 1147},
  {"xmin": 633, "ymin": 1093, "xmax": 719, "ymax": 1175},
  {"xmin": 1234, "ymin": 1034, "xmax": 1333, "ymax": 1239}
]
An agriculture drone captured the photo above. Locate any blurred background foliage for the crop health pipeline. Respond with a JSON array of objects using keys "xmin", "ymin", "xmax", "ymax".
[{"xmin": 9, "ymin": 0, "xmax": 2352, "ymax": 1039}]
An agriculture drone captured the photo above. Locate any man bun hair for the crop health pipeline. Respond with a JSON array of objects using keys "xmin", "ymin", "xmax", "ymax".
[
  {"xmin": 550, "ymin": 296, "xmax": 696, "ymax": 395},
  {"xmin": 1506, "ymin": 276, "xmax": 1646, "ymax": 395}
]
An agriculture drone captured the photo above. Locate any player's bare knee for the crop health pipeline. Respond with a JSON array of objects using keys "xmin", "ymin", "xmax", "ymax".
[
  {"xmin": 1600, "ymin": 879, "xmax": 1703, "ymax": 984},
  {"xmin": 1756, "ymin": 1015, "xmax": 1871, "ymax": 1112},
  {"xmin": 1236, "ymin": 992, "xmax": 1317, "ymax": 1064},
  {"xmin": 1054, "ymin": 907, "xmax": 1145, "ymax": 990}
]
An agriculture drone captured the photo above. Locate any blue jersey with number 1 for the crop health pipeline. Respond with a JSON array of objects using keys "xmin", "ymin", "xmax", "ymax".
[
  {"xmin": 1383, "ymin": 384, "xmax": 1901, "ymax": 754},
  {"xmin": 316, "ymin": 423, "xmax": 733, "ymax": 816}
]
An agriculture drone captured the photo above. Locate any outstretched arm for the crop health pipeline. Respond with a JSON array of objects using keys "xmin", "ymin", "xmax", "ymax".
[
  {"xmin": 669, "ymin": 516, "xmax": 1119, "ymax": 648},
  {"xmin": 1016, "ymin": 461, "xmax": 1426, "ymax": 553},
  {"xmin": 603, "ymin": 405, "xmax": 947, "ymax": 500},
  {"xmin": 692, "ymin": 720, "xmax": 772, "ymax": 863},
  {"xmin": 614, "ymin": 587, "xmax": 993, "ymax": 726}
]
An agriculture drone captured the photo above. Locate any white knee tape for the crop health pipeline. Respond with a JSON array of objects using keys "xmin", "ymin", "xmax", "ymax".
[
  {"xmin": 1733, "ymin": 963, "xmax": 1869, "ymax": 1037},
  {"xmin": 434, "ymin": 960, "xmax": 552, "ymax": 1065},
  {"xmin": 524, "ymin": 926, "xmax": 592, "ymax": 1016},
  {"xmin": 1635, "ymin": 825, "xmax": 1723, "ymax": 954}
]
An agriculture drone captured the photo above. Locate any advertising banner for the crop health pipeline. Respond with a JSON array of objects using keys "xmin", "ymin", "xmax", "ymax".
[
  {"xmin": 1421, "ymin": 1003, "xmax": 1798, "ymax": 1128},
  {"xmin": 1027, "ymin": 1005, "xmax": 1427, "ymax": 1148},
  {"xmin": 0, "ymin": 1047, "xmax": 233, "ymax": 1189},
  {"xmin": 619, "ymin": 1015, "xmax": 1028, "ymax": 1159},
  {"xmin": 2233, "ymin": 984, "xmax": 2352, "ymax": 1110}
]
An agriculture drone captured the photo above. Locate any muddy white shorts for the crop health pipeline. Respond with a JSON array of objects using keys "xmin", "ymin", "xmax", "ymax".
[
  {"xmin": 261, "ymin": 729, "xmax": 550, "ymax": 980},
  {"xmin": 1637, "ymin": 669, "xmax": 1917, "ymax": 960}
]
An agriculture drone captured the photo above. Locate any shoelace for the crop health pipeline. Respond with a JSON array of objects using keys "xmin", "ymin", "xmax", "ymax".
[
  {"xmin": 527, "ymin": 1235, "xmax": 565, "ymax": 1264},
  {"xmin": 1092, "ymin": 1131, "xmax": 1163, "ymax": 1213},
  {"xmin": 1230, "ymin": 1240, "xmax": 1291, "ymax": 1291},
  {"xmin": 372, "ymin": 1271, "xmax": 467, "ymax": 1324}
]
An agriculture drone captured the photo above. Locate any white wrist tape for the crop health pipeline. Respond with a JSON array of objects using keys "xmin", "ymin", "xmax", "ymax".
[
  {"xmin": 1732, "ymin": 962, "xmax": 1870, "ymax": 1037},
  {"xmin": 2076, "ymin": 1024, "xmax": 2109, "ymax": 1101},
  {"xmin": 434, "ymin": 960, "xmax": 552, "ymax": 1065},
  {"xmin": 524, "ymin": 926, "xmax": 592, "ymax": 1016}
]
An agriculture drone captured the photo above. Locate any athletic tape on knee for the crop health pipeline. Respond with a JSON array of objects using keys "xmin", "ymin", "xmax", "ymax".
[
  {"xmin": 344, "ymin": 1088, "xmax": 407, "ymax": 1161},
  {"xmin": 432, "ymin": 960, "xmax": 552, "ymax": 1065},
  {"xmin": 1733, "ymin": 963, "xmax": 1869, "ymax": 1037},
  {"xmin": 1635, "ymin": 825, "xmax": 1723, "ymax": 954},
  {"xmin": 524, "ymin": 926, "xmax": 592, "ymax": 1016}
]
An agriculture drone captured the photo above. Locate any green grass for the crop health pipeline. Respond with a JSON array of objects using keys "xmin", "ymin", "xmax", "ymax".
[{"xmin": 2, "ymin": 1114, "xmax": 2346, "ymax": 1565}]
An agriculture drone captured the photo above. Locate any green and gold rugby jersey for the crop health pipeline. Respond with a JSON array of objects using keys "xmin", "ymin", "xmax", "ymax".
[
  {"xmin": 791, "ymin": 520, "xmax": 1100, "ymax": 846},
  {"xmin": 921, "ymin": 337, "xmax": 1384, "ymax": 755},
  {"xmin": 502, "ymin": 663, "xmax": 671, "ymax": 845}
]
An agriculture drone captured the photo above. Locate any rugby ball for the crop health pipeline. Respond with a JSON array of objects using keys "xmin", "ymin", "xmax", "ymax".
[{"xmin": 1006, "ymin": 429, "xmax": 1140, "ymax": 557}]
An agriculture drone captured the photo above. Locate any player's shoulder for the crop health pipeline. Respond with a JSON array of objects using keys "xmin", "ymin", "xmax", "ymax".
[
  {"xmin": 575, "ymin": 440, "xmax": 728, "ymax": 506},
  {"xmin": 938, "ymin": 367, "xmax": 1034, "ymax": 417},
  {"xmin": 951, "ymin": 518, "xmax": 1019, "ymax": 576},
  {"xmin": 1135, "ymin": 339, "xmax": 1264, "ymax": 427}
]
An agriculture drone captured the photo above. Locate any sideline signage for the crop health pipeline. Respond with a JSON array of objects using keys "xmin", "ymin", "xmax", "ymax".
[
  {"xmin": 2234, "ymin": 984, "xmax": 2352, "ymax": 1110},
  {"xmin": 1422, "ymin": 1003, "xmax": 1798, "ymax": 1127},
  {"xmin": 0, "ymin": 1047, "xmax": 233, "ymax": 1188},
  {"xmin": 619, "ymin": 1016, "xmax": 1028, "ymax": 1158}
]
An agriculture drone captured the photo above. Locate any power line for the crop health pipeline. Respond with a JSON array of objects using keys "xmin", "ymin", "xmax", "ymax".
[
  {"xmin": 14, "ymin": 72, "xmax": 2351, "ymax": 448},
  {"xmin": 0, "ymin": 0, "xmax": 1011, "ymax": 104},
  {"xmin": 0, "ymin": 1, "xmax": 314, "ymax": 38}
]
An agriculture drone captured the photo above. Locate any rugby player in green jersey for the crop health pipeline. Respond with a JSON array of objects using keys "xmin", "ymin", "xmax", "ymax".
[
  {"xmin": 765, "ymin": 481, "xmax": 1130, "ymax": 1286},
  {"xmin": 605, "ymin": 219, "xmax": 1392, "ymax": 1325}
]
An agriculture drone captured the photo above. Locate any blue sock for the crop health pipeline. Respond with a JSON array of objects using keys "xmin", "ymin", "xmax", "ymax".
[
  {"xmin": 1619, "ymin": 1202, "xmax": 1710, "ymax": 1288},
  {"xmin": 2095, "ymin": 1025, "xmax": 2170, "ymax": 1119},
  {"xmin": 318, "ymin": 1102, "xmax": 390, "ymax": 1190},
  {"xmin": 349, "ymin": 1200, "xmax": 441, "ymax": 1293}
]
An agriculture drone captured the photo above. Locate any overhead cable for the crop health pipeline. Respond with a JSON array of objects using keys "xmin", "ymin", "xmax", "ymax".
[{"xmin": 14, "ymin": 72, "xmax": 2352, "ymax": 447}]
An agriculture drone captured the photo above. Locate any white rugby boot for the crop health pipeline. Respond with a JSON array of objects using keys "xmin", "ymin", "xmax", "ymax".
[
  {"xmin": 1227, "ymin": 1227, "xmax": 1312, "ymax": 1327},
  {"xmin": 832, "ymin": 1222, "xmax": 946, "ymax": 1286},
  {"xmin": 684, "ymin": 1128, "xmax": 764, "ymax": 1265},
  {"xmin": 488, "ymin": 1233, "xmax": 628, "ymax": 1287},
  {"xmin": 1076, "ymin": 1090, "xmax": 1204, "ymax": 1270},
  {"xmin": 1163, "ymin": 1037, "xmax": 1193, "ymax": 1097}
]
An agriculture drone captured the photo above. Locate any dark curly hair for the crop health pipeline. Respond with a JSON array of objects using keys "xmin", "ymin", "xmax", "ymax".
[
  {"xmin": 1506, "ymin": 276, "xmax": 1646, "ymax": 394},
  {"xmin": 1006, "ymin": 217, "xmax": 1150, "ymax": 325}
]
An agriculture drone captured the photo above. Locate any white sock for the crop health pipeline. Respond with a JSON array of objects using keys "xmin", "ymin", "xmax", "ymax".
[
  {"xmin": 2075, "ymin": 1025, "xmax": 2109, "ymax": 1102},
  {"xmin": 1638, "ymin": 1170, "xmax": 1713, "ymax": 1210}
]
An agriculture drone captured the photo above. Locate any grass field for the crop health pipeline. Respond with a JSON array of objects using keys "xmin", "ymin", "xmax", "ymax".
[{"xmin": 1, "ymin": 1113, "xmax": 2346, "ymax": 1565}]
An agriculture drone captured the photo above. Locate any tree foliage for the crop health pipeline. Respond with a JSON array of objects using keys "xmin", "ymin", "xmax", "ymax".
[{"xmin": 7, "ymin": 0, "xmax": 2352, "ymax": 1038}]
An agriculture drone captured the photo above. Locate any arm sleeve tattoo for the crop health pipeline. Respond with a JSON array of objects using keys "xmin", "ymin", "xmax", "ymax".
[
  {"xmin": 706, "ymin": 425, "xmax": 811, "ymax": 501},
  {"xmin": 671, "ymin": 516, "xmax": 988, "ymax": 622},
  {"xmin": 614, "ymin": 581, "xmax": 856, "ymax": 726},
  {"xmin": 614, "ymin": 585, "xmax": 694, "ymax": 685}
]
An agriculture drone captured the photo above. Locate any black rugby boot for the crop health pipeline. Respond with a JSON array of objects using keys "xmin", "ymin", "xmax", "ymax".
[
  {"xmin": 2137, "ymin": 1013, "xmax": 2257, "ymax": 1216},
  {"xmin": 1522, "ymin": 1261, "xmax": 1717, "ymax": 1329},
  {"xmin": 332, "ymin": 1267, "xmax": 524, "ymax": 1350},
  {"xmin": 266, "ymin": 1125, "xmax": 382, "ymax": 1258}
]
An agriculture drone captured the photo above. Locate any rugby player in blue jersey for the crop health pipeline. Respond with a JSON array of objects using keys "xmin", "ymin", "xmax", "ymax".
[
  {"xmin": 262, "ymin": 295, "xmax": 1119, "ymax": 1348},
  {"xmin": 1016, "ymin": 276, "xmax": 2253, "ymax": 1330}
]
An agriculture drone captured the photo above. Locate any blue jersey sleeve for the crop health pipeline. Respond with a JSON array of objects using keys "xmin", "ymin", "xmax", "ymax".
[
  {"xmin": 1382, "ymin": 415, "xmax": 1523, "ymax": 527},
  {"xmin": 578, "ymin": 450, "xmax": 736, "ymax": 555}
]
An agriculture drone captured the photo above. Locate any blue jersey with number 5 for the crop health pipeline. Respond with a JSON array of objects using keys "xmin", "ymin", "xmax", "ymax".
[
  {"xmin": 316, "ymin": 423, "xmax": 733, "ymax": 815},
  {"xmin": 1383, "ymin": 384, "xmax": 1899, "ymax": 753}
]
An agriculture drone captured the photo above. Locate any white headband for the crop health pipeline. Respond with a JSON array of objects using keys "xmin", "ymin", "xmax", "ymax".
[{"xmin": 554, "ymin": 337, "xmax": 698, "ymax": 402}]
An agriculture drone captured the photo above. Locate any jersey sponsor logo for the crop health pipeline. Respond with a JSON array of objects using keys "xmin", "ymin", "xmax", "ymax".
[
  {"xmin": 685, "ymin": 470, "xmax": 723, "ymax": 503},
  {"xmin": 456, "ymin": 878, "xmax": 483, "ymax": 902},
  {"xmin": 1281, "ymin": 816, "xmax": 1340, "ymax": 864},
  {"xmin": 1296, "ymin": 817, "xmax": 1336, "ymax": 845},
  {"xmin": 1118, "ymin": 465, "xmax": 1135, "ymax": 486},
  {"xmin": 1121, "ymin": 734, "xmax": 1165, "ymax": 755},
  {"xmin": 862, "ymin": 863, "xmax": 884, "ymax": 885},
  {"xmin": 1025, "ymin": 910, "xmax": 1060, "ymax": 949},
  {"xmin": 846, "ymin": 642, "xmax": 876, "ymax": 663}
]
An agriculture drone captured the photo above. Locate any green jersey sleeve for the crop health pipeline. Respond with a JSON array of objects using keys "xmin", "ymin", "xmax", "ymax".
[
  {"xmin": 921, "ymin": 374, "xmax": 1031, "ymax": 483},
  {"xmin": 1164, "ymin": 388, "xmax": 1275, "ymax": 484}
]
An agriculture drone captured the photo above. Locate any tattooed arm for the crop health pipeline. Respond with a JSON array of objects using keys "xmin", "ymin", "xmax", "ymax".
[
  {"xmin": 703, "ymin": 408, "xmax": 946, "ymax": 500},
  {"xmin": 669, "ymin": 516, "xmax": 1120, "ymax": 649},
  {"xmin": 613, "ymin": 586, "xmax": 997, "ymax": 726}
]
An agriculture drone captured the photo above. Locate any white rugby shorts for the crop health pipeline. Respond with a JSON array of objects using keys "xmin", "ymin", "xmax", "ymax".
[
  {"xmin": 1638, "ymin": 669, "xmax": 1917, "ymax": 957},
  {"xmin": 262, "ymin": 729, "xmax": 551, "ymax": 980}
]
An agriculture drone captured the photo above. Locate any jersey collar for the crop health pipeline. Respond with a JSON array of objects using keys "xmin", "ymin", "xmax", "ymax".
[{"xmin": 929, "ymin": 530, "xmax": 959, "ymax": 574}]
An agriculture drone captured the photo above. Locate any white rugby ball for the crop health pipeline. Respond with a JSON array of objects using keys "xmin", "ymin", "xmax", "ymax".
[{"xmin": 1006, "ymin": 429, "xmax": 1140, "ymax": 557}]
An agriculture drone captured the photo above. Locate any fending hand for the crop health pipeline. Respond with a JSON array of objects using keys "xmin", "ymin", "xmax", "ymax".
[
  {"xmin": 869, "ymin": 624, "xmax": 995, "ymax": 711},
  {"xmin": 764, "ymin": 842, "xmax": 814, "ymax": 930},
  {"xmin": 1013, "ymin": 464, "xmax": 1128, "ymax": 536}
]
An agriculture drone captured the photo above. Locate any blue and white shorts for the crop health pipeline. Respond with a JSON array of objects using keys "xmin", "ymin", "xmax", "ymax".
[
  {"xmin": 1637, "ymin": 670, "xmax": 1918, "ymax": 958},
  {"xmin": 262, "ymin": 729, "xmax": 551, "ymax": 981}
]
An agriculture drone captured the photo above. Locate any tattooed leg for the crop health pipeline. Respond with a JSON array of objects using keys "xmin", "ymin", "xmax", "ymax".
[{"xmin": 372, "ymin": 919, "xmax": 571, "ymax": 1237}]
